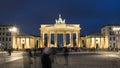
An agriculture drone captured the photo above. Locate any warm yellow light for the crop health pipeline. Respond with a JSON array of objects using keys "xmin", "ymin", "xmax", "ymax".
[
  {"xmin": 9, "ymin": 27, "xmax": 18, "ymax": 32},
  {"xmin": 50, "ymin": 44, "xmax": 54, "ymax": 47},
  {"xmin": 113, "ymin": 27, "xmax": 120, "ymax": 31}
]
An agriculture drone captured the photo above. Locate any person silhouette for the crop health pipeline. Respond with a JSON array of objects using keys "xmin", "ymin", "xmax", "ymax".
[
  {"xmin": 28, "ymin": 49, "xmax": 33, "ymax": 64},
  {"xmin": 41, "ymin": 46, "xmax": 52, "ymax": 68},
  {"xmin": 8, "ymin": 48, "xmax": 12, "ymax": 56},
  {"xmin": 51, "ymin": 47, "xmax": 57, "ymax": 63},
  {"xmin": 63, "ymin": 47, "xmax": 69, "ymax": 65}
]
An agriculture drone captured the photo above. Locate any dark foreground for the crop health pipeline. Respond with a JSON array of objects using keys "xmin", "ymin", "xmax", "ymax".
[{"xmin": 0, "ymin": 51, "xmax": 120, "ymax": 68}]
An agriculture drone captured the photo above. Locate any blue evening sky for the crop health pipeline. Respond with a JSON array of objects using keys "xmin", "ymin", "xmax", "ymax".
[{"xmin": 0, "ymin": 0, "xmax": 120, "ymax": 36}]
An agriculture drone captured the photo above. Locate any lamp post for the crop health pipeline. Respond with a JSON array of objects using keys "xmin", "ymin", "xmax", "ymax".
[
  {"xmin": 112, "ymin": 27, "xmax": 120, "ymax": 52},
  {"xmin": 9, "ymin": 27, "xmax": 18, "ymax": 50}
]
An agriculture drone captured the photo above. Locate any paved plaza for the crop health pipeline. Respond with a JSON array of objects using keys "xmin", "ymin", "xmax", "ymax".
[{"xmin": 0, "ymin": 51, "xmax": 120, "ymax": 68}]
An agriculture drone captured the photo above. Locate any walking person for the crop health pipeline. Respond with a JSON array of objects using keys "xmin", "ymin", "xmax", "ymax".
[
  {"xmin": 28, "ymin": 49, "xmax": 33, "ymax": 64},
  {"xmin": 8, "ymin": 48, "xmax": 12, "ymax": 56},
  {"xmin": 41, "ymin": 46, "xmax": 52, "ymax": 68},
  {"xmin": 33, "ymin": 48, "xmax": 37, "ymax": 57},
  {"xmin": 63, "ymin": 47, "xmax": 69, "ymax": 65},
  {"xmin": 51, "ymin": 47, "xmax": 57, "ymax": 63}
]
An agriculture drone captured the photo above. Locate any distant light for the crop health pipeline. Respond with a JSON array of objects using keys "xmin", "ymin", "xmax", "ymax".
[
  {"xmin": 113, "ymin": 27, "xmax": 120, "ymax": 31},
  {"xmin": 50, "ymin": 44, "xmax": 54, "ymax": 47},
  {"xmin": 9, "ymin": 27, "xmax": 18, "ymax": 32},
  {"xmin": 67, "ymin": 44, "xmax": 70, "ymax": 46}
]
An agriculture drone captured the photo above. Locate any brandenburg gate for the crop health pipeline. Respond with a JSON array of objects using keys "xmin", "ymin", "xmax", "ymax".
[{"xmin": 40, "ymin": 15, "xmax": 81, "ymax": 48}]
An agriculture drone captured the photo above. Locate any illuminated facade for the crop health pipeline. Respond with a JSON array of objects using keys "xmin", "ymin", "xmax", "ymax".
[
  {"xmin": 85, "ymin": 33, "xmax": 106, "ymax": 49},
  {"xmin": 40, "ymin": 15, "xmax": 81, "ymax": 48},
  {"xmin": 101, "ymin": 24, "xmax": 120, "ymax": 49},
  {"xmin": 0, "ymin": 25, "xmax": 19, "ymax": 49},
  {"xmin": 14, "ymin": 33, "xmax": 40, "ymax": 49},
  {"xmin": 1, "ymin": 18, "xmax": 120, "ymax": 50}
]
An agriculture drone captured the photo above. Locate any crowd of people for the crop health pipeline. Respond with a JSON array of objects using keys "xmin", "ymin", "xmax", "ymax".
[
  {"xmin": 27, "ymin": 46, "xmax": 69, "ymax": 68},
  {"xmin": 41, "ymin": 46, "xmax": 69, "ymax": 68}
]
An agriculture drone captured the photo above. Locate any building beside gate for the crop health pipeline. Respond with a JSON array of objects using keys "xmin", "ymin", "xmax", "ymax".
[
  {"xmin": 85, "ymin": 33, "xmax": 106, "ymax": 49},
  {"xmin": 15, "ymin": 33, "xmax": 40, "ymax": 50},
  {"xmin": 0, "ymin": 25, "xmax": 19, "ymax": 50},
  {"xmin": 101, "ymin": 24, "xmax": 120, "ymax": 50}
]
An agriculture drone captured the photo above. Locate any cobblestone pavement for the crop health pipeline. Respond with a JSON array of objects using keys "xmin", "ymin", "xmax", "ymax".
[{"xmin": 0, "ymin": 51, "xmax": 120, "ymax": 68}]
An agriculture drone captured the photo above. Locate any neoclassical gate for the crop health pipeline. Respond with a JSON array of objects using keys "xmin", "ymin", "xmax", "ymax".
[{"xmin": 40, "ymin": 15, "xmax": 81, "ymax": 48}]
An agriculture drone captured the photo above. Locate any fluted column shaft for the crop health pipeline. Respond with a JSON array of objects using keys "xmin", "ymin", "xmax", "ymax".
[
  {"xmin": 63, "ymin": 32, "xmax": 66, "ymax": 47},
  {"xmin": 54, "ymin": 32, "xmax": 57, "ymax": 47},
  {"xmin": 70, "ymin": 32, "xmax": 73, "ymax": 47},
  {"xmin": 47, "ymin": 33, "xmax": 51, "ymax": 47},
  {"xmin": 41, "ymin": 32, "xmax": 44, "ymax": 48},
  {"xmin": 76, "ymin": 32, "xmax": 80, "ymax": 47}
]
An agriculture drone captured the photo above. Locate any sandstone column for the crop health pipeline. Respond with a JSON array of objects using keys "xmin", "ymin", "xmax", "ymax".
[
  {"xmin": 70, "ymin": 32, "xmax": 73, "ymax": 47},
  {"xmin": 54, "ymin": 32, "xmax": 57, "ymax": 47},
  {"xmin": 47, "ymin": 32, "xmax": 51, "ymax": 47},
  {"xmin": 63, "ymin": 32, "xmax": 66, "ymax": 47}
]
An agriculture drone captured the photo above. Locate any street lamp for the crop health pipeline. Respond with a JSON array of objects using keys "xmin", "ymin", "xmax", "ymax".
[
  {"xmin": 9, "ymin": 27, "xmax": 18, "ymax": 50},
  {"xmin": 9, "ymin": 27, "xmax": 18, "ymax": 33},
  {"xmin": 112, "ymin": 27, "xmax": 120, "ymax": 52}
]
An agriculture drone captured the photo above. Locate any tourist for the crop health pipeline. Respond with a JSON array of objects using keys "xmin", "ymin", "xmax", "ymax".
[
  {"xmin": 33, "ymin": 48, "xmax": 37, "ymax": 57},
  {"xmin": 8, "ymin": 48, "xmax": 12, "ymax": 56},
  {"xmin": 51, "ymin": 47, "xmax": 57, "ymax": 63},
  {"xmin": 28, "ymin": 49, "xmax": 33, "ymax": 64},
  {"xmin": 63, "ymin": 47, "xmax": 69, "ymax": 65},
  {"xmin": 41, "ymin": 46, "xmax": 52, "ymax": 68}
]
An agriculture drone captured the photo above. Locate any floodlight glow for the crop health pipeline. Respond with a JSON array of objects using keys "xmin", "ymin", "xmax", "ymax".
[
  {"xmin": 67, "ymin": 44, "xmax": 70, "ymax": 46},
  {"xmin": 9, "ymin": 27, "xmax": 18, "ymax": 32},
  {"xmin": 50, "ymin": 44, "xmax": 54, "ymax": 47},
  {"xmin": 12, "ymin": 27, "xmax": 17, "ymax": 32},
  {"xmin": 9, "ymin": 29, "xmax": 12, "ymax": 31},
  {"xmin": 113, "ymin": 27, "xmax": 120, "ymax": 31}
]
